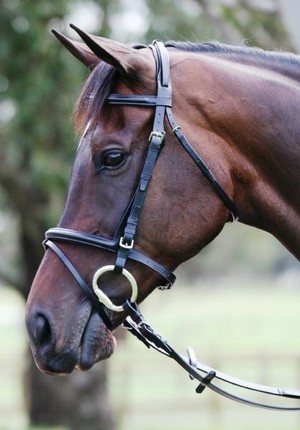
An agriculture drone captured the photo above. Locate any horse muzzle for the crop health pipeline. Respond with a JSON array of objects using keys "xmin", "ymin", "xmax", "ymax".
[{"xmin": 26, "ymin": 301, "xmax": 116, "ymax": 375}]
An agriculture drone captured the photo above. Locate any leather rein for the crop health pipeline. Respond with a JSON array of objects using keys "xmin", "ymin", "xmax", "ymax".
[{"xmin": 44, "ymin": 41, "xmax": 300, "ymax": 410}]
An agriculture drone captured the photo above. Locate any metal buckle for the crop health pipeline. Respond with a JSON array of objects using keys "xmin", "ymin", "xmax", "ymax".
[
  {"xmin": 149, "ymin": 130, "xmax": 165, "ymax": 142},
  {"xmin": 119, "ymin": 236, "xmax": 134, "ymax": 249},
  {"xmin": 158, "ymin": 282, "xmax": 172, "ymax": 290}
]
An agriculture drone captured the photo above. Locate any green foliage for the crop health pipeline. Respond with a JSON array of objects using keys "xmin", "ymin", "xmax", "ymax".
[
  {"xmin": 221, "ymin": 4, "xmax": 291, "ymax": 50},
  {"xmin": 0, "ymin": 0, "xmax": 83, "ymax": 204},
  {"xmin": 0, "ymin": 1, "xmax": 88, "ymax": 291}
]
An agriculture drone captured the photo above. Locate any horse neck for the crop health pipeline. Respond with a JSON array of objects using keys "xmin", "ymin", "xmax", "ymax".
[{"xmin": 175, "ymin": 52, "xmax": 300, "ymax": 259}]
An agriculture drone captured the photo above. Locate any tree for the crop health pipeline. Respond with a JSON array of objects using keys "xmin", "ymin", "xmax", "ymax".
[{"xmin": 0, "ymin": 1, "xmax": 114, "ymax": 428}]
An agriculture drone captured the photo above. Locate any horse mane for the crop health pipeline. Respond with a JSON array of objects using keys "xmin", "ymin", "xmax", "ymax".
[
  {"xmin": 75, "ymin": 41, "xmax": 300, "ymax": 133},
  {"xmin": 166, "ymin": 40, "xmax": 300, "ymax": 83},
  {"xmin": 166, "ymin": 40, "xmax": 300, "ymax": 64}
]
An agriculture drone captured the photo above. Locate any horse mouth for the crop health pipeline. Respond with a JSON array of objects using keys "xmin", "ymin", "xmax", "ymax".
[
  {"xmin": 76, "ymin": 310, "xmax": 117, "ymax": 372},
  {"xmin": 29, "ymin": 308, "xmax": 117, "ymax": 375}
]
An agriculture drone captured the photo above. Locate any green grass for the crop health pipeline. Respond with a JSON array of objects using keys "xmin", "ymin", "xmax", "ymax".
[
  {"xmin": 2, "ymin": 277, "xmax": 300, "ymax": 429},
  {"xmin": 109, "ymin": 277, "xmax": 300, "ymax": 430},
  {"xmin": 0, "ymin": 287, "xmax": 27, "ymax": 430}
]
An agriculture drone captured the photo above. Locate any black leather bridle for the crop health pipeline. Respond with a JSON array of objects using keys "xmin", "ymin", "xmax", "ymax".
[
  {"xmin": 43, "ymin": 40, "xmax": 300, "ymax": 410},
  {"xmin": 44, "ymin": 40, "xmax": 237, "ymax": 326}
]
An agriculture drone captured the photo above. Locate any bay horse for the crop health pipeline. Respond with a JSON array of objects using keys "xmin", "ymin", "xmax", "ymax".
[{"xmin": 26, "ymin": 25, "xmax": 300, "ymax": 380}]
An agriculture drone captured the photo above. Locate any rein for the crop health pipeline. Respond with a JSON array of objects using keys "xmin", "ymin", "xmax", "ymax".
[
  {"xmin": 43, "ymin": 40, "xmax": 300, "ymax": 410},
  {"xmin": 122, "ymin": 301, "xmax": 300, "ymax": 411}
]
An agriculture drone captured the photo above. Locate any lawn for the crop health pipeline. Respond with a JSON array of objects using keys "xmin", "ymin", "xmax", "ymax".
[
  {"xmin": 109, "ymin": 276, "xmax": 300, "ymax": 430},
  {"xmin": 1, "ymin": 275, "xmax": 300, "ymax": 429}
]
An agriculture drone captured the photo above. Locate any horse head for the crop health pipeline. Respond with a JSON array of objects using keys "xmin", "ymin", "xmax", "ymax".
[{"xmin": 25, "ymin": 26, "xmax": 237, "ymax": 374}]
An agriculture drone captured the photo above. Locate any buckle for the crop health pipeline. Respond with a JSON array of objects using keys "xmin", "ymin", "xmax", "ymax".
[
  {"xmin": 158, "ymin": 281, "xmax": 172, "ymax": 290},
  {"xmin": 149, "ymin": 130, "xmax": 165, "ymax": 142},
  {"xmin": 119, "ymin": 236, "xmax": 134, "ymax": 249}
]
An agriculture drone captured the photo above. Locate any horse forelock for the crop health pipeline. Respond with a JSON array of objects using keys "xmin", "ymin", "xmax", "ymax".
[{"xmin": 74, "ymin": 62, "xmax": 117, "ymax": 134}]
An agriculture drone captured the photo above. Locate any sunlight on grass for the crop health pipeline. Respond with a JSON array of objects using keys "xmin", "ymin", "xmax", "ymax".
[
  {"xmin": 109, "ymin": 276, "xmax": 300, "ymax": 430},
  {"xmin": 2, "ymin": 278, "xmax": 300, "ymax": 429},
  {"xmin": 0, "ymin": 286, "xmax": 27, "ymax": 430}
]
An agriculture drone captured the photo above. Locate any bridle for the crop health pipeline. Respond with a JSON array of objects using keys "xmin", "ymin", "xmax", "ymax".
[
  {"xmin": 44, "ymin": 40, "xmax": 237, "ymax": 325},
  {"xmin": 43, "ymin": 40, "xmax": 300, "ymax": 410}
]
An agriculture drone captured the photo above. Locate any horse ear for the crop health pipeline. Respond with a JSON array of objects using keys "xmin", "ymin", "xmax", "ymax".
[
  {"xmin": 51, "ymin": 29, "xmax": 100, "ymax": 69},
  {"xmin": 69, "ymin": 24, "xmax": 152, "ymax": 76}
]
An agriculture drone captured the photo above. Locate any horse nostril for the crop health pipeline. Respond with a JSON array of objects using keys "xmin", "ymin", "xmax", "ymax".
[{"xmin": 34, "ymin": 314, "xmax": 52, "ymax": 348}]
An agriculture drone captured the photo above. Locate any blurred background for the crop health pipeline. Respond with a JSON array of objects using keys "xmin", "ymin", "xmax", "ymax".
[{"xmin": 1, "ymin": 0, "xmax": 300, "ymax": 429}]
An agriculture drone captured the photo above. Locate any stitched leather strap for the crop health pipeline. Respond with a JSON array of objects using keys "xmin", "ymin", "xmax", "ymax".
[
  {"xmin": 44, "ymin": 228, "xmax": 176, "ymax": 288},
  {"xmin": 107, "ymin": 94, "xmax": 172, "ymax": 107},
  {"xmin": 124, "ymin": 302, "xmax": 300, "ymax": 411},
  {"xmin": 113, "ymin": 41, "xmax": 172, "ymax": 274},
  {"xmin": 44, "ymin": 240, "xmax": 113, "ymax": 330}
]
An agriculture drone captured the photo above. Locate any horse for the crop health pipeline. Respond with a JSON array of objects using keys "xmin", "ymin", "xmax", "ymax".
[{"xmin": 25, "ymin": 24, "xmax": 300, "ymax": 377}]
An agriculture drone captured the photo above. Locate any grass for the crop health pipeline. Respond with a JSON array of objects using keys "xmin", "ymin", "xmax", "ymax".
[
  {"xmin": 2, "ymin": 276, "xmax": 300, "ymax": 429},
  {"xmin": 109, "ymin": 276, "xmax": 300, "ymax": 430},
  {"xmin": 0, "ymin": 287, "xmax": 27, "ymax": 430}
]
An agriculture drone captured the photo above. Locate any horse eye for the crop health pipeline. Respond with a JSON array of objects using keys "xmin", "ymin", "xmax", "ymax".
[
  {"xmin": 95, "ymin": 149, "xmax": 126, "ymax": 172},
  {"xmin": 103, "ymin": 150, "xmax": 125, "ymax": 168}
]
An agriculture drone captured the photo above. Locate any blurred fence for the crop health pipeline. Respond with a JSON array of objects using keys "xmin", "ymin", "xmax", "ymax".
[
  {"xmin": 110, "ymin": 351, "xmax": 300, "ymax": 430},
  {"xmin": 2, "ymin": 283, "xmax": 300, "ymax": 430}
]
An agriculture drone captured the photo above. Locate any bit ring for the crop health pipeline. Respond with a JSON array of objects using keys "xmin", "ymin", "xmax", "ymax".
[{"xmin": 92, "ymin": 265, "xmax": 138, "ymax": 312}]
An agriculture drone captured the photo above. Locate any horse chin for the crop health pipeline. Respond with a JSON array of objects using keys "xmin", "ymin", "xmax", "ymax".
[{"xmin": 77, "ymin": 310, "xmax": 116, "ymax": 371}]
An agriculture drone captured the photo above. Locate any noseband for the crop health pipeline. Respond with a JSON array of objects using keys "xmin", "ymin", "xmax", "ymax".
[{"xmin": 43, "ymin": 41, "xmax": 300, "ymax": 411}]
